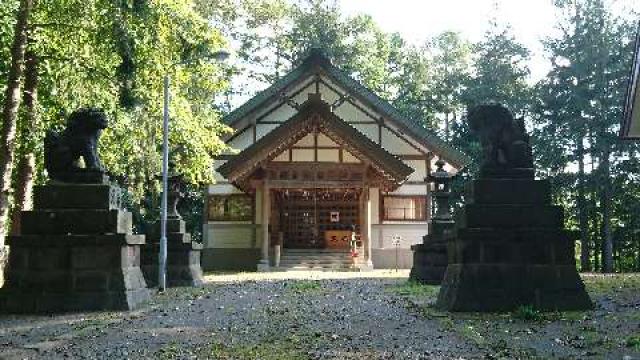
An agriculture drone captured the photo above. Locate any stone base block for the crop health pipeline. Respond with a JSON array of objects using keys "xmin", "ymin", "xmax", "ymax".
[
  {"xmin": 34, "ymin": 184, "xmax": 122, "ymax": 210},
  {"xmin": 410, "ymin": 242, "xmax": 448, "ymax": 285},
  {"xmin": 436, "ymin": 263, "xmax": 593, "ymax": 312},
  {"xmin": 1, "ymin": 239, "xmax": 150, "ymax": 313},
  {"xmin": 1, "ymin": 285, "xmax": 150, "ymax": 313},
  {"xmin": 141, "ymin": 245, "xmax": 203, "ymax": 287}
]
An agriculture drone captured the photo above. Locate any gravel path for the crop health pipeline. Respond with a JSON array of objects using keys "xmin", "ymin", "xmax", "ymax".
[{"xmin": 0, "ymin": 270, "xmax": 477, "ymax": 359}]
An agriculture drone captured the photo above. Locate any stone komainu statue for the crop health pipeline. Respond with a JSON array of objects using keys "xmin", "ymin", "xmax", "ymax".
[
  {"xmin": 467, "ymin": 103, "xmax": 534, "ymax": 174},
  {"xmin": 44, "ymin": 108, "xmax": 108, "ymax": 180}
]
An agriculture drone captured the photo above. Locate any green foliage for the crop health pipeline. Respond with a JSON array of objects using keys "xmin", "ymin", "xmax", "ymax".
[
  {"xmin": 626, "ymin": 334, "xmax": 640, "ymax": 350},
  {"xmin": 389, "ymin": 280, "xmax": 439, "ymax": 298},
  {"xmin": 512, "ymin": 305, "xmax": 542, "ymax": 321},
  {"xmin": 532, "ymin": 0, "xmax": 638, "ymax": 272}
]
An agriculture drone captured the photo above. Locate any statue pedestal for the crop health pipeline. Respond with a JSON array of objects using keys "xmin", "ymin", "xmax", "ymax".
[
  {"xmin": 141, "ymin": 219, "xmax": 204, "ymax": 287},
  {"xmin": 410, "ymin": 221, "xmax": 452, "ymax": 285},
  {"xmin": 436, "ymin": 179, "xmax": 592, "ymax": 312},
  {"xmin": 0, "ymin": 184, "xmax": 150, "ymax": 313}
]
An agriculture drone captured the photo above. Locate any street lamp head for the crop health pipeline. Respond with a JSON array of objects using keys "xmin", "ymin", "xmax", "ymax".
[{"xmin": 208, "ymin": 49, "xmax": 230, "ymax": 62}]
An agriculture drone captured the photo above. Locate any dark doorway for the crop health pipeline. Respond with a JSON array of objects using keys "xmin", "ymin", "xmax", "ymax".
[{"xmin": 275, "ymin": 188, "xmax": 360, "ymax": 249}]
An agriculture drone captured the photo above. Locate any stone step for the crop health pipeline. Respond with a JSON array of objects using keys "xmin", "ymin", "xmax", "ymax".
[
  {"xmin": 279, "ymin": 254, "xmax": 349, "ymax": 260},
  {"xmin": 280, "ymin": 260, "xmax": 353, "ymax": 266},
  {"xmin": 282, "ymin": 249, "xmax": 350, "ymax": 254},
  {"xmin": 274, "ymin": 266, "xmax": 359, "ymax": 272},
  {"xmin": 278, "ymin": 249, "xmax": 354, "ymax": 270}
]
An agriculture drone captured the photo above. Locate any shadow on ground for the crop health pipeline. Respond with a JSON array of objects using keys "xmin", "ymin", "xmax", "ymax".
[{"xmin": 0, "ymin": 271, "xmax": 638, "ymax": 359}]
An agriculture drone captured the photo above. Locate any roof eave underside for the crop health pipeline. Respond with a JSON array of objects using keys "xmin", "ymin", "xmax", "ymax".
[{"xmin": 621, "ymin": 21, "xmax": 640, "ymax": 139}]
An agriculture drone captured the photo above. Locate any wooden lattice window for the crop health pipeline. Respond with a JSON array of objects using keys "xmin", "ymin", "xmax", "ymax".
[
  {"xmin": 208, "ymin": 195, "xmax": 253, "ymax": 221},
  {"xmin": 382, "ymin": 195, "xmax": 427, "ymax": 221}
]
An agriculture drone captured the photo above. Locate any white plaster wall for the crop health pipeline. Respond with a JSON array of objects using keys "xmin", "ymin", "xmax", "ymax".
[
  {"xmin": 389, "ymin": 184, "xmax": 428, "ymax": 196},
  {"xmin": 256, "ymin": 124, "xmax": 279, "ymax": 141},
  {"xmin": 205, "ymin": 224, "xmax": 256, "ymax": 248},
  {"xmin": 317, "ymin": 133, "xmax": 338, "ymax": 146},
  {"xmin": 294, "ymin": 133, "xmax": 314, "ymax": 146},
  {"xmin": 342, "ymin": 151, "xmax": 360, "ymax": 163},
  {"xmin": 351, "ymin": 123, "xmax": 378, "ymax": 143},
  {"xmin": 381, "ymin": 128, "xmax": 420, "ymax": 155},
  {"xmin": 292, "ymin": 149, "xmax": 314, "ymax": 162},
  {"xmin": 317, "ymin": 149, "xmax": 340, "ymax": 162},
  {"xmin": 371, "ymin": 224, "xmax": 428, "ymax": 249},
  {"xmin": 404, "ymin": 160, "xmax": 427, "ymax": 182},
  {"xmin": 334, "ymin": 101, "xmax": 375, "ymax": 123},
  {"xmin": 227, "ymin": 130, "xmax": 252, "ymax": 153},
  {"xmin": 262, "ymin": 103, "xmax": 297, "ymax": 123},
  {"xmin": 319, "ymin": 82, "xmax": 340, "ymax": 104}
]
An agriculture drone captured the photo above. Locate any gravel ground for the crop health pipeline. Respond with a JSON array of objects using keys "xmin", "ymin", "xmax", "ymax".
[
  {"xmin": 0, "ymin": 270, "xmax": 476, "ymax": 359},
  {"xmin": 0, "ymin": 271, "xmax": 638, "ymax": 359}
]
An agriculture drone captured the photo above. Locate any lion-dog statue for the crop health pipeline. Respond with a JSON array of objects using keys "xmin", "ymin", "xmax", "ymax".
[
  {"xmin": 467, "ymin": 103, "xmax": 533, "ymax": 176},
  {"xmin": 44, "ymin": 108, "xmax": 108, "ymax": 181}
]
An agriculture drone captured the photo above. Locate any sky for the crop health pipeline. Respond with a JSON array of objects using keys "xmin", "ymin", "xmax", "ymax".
[{"xmin": 336, "ymin": 0, "xmax": 639, "ymax": 81}]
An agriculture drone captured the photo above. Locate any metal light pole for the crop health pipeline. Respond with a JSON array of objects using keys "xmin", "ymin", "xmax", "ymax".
[
  {"xmin": 159, "ymin": 74, "xmax": 170, "ymax": 292},
  {"xmin": 158, "ymin": 49, "xmax": 229, "ymax": 292}
]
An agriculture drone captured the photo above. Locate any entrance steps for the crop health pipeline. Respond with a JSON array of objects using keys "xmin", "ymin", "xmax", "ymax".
[{"xmin": 275, "ymin": 249, "xmax": 357, "ymax": 271}]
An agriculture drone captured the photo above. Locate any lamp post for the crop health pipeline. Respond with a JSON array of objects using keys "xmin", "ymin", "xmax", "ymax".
[{"xmin": 159, "ymin": 49, "xmax": 230, "ymax": 292}]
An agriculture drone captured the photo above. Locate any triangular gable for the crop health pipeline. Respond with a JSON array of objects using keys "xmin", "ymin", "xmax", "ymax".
[
  {"xmin": 224, "ymin": 48, "xmax": 469, "ymax": 168},
  {"xmin": 218, "ymin": 95, "xmax": 414, "ymax": 190}
]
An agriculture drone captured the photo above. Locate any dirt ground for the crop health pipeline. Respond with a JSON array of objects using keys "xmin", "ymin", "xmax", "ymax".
[{"xmin": 0, "ymin": 271, "xmax": 638, "ymax": 359}]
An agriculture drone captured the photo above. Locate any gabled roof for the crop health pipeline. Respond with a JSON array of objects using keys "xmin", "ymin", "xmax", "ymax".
[
  {"xmin": 218, "ymin": 95, "xmax": 414, "ymax": 189},
  {"xmin": 224, "ymin": 48, "xmax": 469, "ymax": 168},
  {"xmin": 621, "ymin": 21, "xmax": 640, "ymax": 139}
]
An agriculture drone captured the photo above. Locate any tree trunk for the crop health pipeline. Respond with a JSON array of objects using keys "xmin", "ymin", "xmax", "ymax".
[
  {"xmin": 576, "ymin": 139, "xmax": 590, "ymax": 271},
  {"xmin": 9, "ymin": 51, "xmax": 38, "ymax": 236},
  {"xmin": 0, "ymin": 0, "xmax": 34, "ymax": 243},
  {"xmin": 600, "ymin": 151, "xmax": 614, "ymax": 273}
]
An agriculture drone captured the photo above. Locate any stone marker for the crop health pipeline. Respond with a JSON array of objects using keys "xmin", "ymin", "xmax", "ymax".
[
  {"xmin": 410, "ymin": 159, "xmax": 454, "ymax": 285},
  {"xmin": 0, "ymin": 108, "xmax": 150, "ymax": 312},
  {"xmin": 141, "ymin": 173, "xmax": 204, "ymax": 287},
  {"xmin": 436, "ymin": 104, "xmax": 592, "ymax": 312}
]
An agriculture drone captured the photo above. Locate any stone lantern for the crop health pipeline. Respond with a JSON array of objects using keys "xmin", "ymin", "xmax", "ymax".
[
  {"xmin": 140, "ymin": 167, "xmax": 204, "ymax": 287},
  {"xmin": 409, "ymin": 159, "xmax": 454, "ymax": 285}
]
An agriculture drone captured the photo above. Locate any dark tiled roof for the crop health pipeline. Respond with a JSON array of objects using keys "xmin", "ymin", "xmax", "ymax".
[
  {"xmin": 224, "ymin": 49, "xmax": 469, "ymax": 167},
  {"xmin": 218, "ymin": 97, "xmax": 414, "ymax": 187}
]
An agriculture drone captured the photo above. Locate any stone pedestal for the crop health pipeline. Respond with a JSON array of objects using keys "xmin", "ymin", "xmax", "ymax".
[
  {"xmin": 410, "ymin": 221, "xmax": 453, "ymax": 284},
  {"xmin": 436, "ymin": 179, "xmax": 593, "ymax": 312},
  {"xmin": 0, "ymin": 184, "xmax": 150, "ymax": 313},
  {"xmin": 141, "ymin": 219, "xmax": 204, "ymax": 287}
]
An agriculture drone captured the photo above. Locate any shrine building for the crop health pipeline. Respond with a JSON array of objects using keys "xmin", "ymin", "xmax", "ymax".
[{"xmin": 202, "ymin": 49, "xmax": 468, "ymax": 271}]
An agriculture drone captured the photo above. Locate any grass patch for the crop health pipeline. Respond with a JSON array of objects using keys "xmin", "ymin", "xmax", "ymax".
[
  {"xmin": 388, "ymin": 280, "xmax": 439, "ymax": 298},
  {"xmin": 203, "ymin": 336, "xmax": 310, "ymax": 360},
  {"xmin": 582, "ymin": 273, "xmax": 640, "ymax": 295},
  {"xmin": 512, "ymin": 305, "xmax": 542, "ymax": 321},
  {"xmin": 457, "ymin": 323, "xmax": 486, "ymax": 346},
  {"xmin": 287, "ymin": 280, "xmax": 322, "ymax": 293},
  {"xmin": 626, "ymin": 334, "xmax": 640, "ymax": 350}
]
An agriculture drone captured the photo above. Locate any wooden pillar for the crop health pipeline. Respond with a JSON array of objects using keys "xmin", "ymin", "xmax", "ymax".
[
  {"xmin": 258, "ymin": 181, "xmax": 270, "ymax": 272},
  {"xmin": 360, "ymin": 186, "xmax": 373, "ymax": 269}
]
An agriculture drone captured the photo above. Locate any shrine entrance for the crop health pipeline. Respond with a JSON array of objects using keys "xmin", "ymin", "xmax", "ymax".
[{"xmin": 273, "ymin": 188, "xmax": 361, "ymax": 249}]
